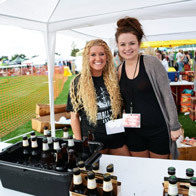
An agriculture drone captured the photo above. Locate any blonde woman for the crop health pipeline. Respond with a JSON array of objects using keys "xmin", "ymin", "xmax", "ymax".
[{"xmin": 67, "ymin": 39, "xmax": 129, "ymax": 156}]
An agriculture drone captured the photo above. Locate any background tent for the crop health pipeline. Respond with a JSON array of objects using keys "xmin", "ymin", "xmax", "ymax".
[{"xmin": 1, "ymin": 0, "xmax": 196, "ymax": 136}]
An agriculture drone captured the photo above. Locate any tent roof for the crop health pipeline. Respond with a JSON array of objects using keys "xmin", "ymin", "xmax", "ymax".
[{"xmin": 0, "ymin": 0, "xmax": 196, "ymax": 42}]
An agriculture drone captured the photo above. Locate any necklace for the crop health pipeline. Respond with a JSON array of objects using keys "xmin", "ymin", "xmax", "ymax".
[{"xmin": 132, "ymin": 55, "xmax": 140, "ymax": 79}]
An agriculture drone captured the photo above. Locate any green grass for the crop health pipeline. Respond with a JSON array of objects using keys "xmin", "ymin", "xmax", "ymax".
[{"xmin": 1, "ymin": 75, "xmax": 74, "ymax": 143}]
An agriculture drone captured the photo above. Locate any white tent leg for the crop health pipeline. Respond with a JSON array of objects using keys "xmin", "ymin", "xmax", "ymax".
[{"xmin": 43, "ymin": 31, "xmax": 56, "ymax": 137}]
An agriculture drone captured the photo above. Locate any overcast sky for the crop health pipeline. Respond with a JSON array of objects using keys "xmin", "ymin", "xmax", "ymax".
[{"xmin": 0, "ymin": 24, "xmax": 86, "ymax": 59}]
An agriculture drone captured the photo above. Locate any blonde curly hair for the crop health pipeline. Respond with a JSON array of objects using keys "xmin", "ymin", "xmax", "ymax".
[{"xmin": 70, "ymin": 39, "xmax": 122, "ymax": 125}]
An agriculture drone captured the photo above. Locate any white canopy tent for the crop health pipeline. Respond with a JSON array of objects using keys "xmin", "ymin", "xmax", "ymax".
[{"xmin": 1, "ymin": 0, "xmax": 196, "ymax": 136}]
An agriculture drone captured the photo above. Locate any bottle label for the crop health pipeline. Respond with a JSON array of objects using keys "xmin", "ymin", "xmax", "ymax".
[
  {"xmin": 73, "ymin": 175, "xmax": 82, "ymax": 185},
  {"xmin": 44, "ymin": 129, "xmax": 48, "ymax": 136},
  {"xmin": 189, "ymin": 186, "xmax": 196, "ymax": 196},
  {"xmin": 47, "ymin": 137, "xmax": 53, "ymax": 144},
  {"xmin": 43, "ymin": 143, "xmax": 49, "ymax": 151},
  {"xmin": 168, "ymin": 184, "xmax": 178, "ymax": 195},
  {"xmin": 53, "ymin": 142, "xmax": 60, "ymax": 150},
  {"xmin": 32, "ymin": 141, "xmax": 38, "ymax": 148},
  {"xmin": 87, "ymin": 179, "xmax": 96, "ymax": 189},
  {"xmin": 68, "ymin": 139, "xmax": 74, "ymax": 147},
  {"xmin": 63, "ymin": 132, "xmax": 69, "ymax": 138},
  {"xmin": 23, "ymin": 140, "xmax": 29, "ymax": 147},
  {"xmin": 103, "ymin": 181, "xmax": 113, "ymax": 192}
]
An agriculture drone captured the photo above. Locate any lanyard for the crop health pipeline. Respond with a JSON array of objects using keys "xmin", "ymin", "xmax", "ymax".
[{"xmin": 126, "ymin": 55, "xmax": 140, "ymax": 114}]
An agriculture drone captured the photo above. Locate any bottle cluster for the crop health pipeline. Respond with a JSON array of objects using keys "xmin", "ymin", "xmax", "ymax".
[
  {"xmin": 164, "ymin": 166, "xmax": 196, "ymax": 196},
  {"xmin": 71, "ymin": 163, "xmax": 116, "ymax": 196},
  {"xmin": 18, "ymin": 128, "xmax": 96, "ymax": 172}
]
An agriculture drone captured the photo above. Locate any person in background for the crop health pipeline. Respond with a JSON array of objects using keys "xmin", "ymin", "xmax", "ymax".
[
  {"xmin": 113, "ymin": 50, "xmax": 121, "ymax": 68},
  {"xmin": 176, "ymin": 49, "xmax": 184, "ymax": 71},
  {"xmin": 168, "ymin": 51, "xmax": 174, "ymax": 67},
  {"xmin": 115, "ymin": 16, "xmax": 182, "ymax": 159},
  {"xmin": 155, "ymin": 50, "xmax": 169, "ymax": 71},
  {"xmin": 67, "ymin": 39, "xmax": 129, "ymax": 156}
]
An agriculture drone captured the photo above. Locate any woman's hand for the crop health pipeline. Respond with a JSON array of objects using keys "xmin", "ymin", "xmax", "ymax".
[{"xmin": 171, "ymin": 128, "xmax": 183, "ymax": 141}]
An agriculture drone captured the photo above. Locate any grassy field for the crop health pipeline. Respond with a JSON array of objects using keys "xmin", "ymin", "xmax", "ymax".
[
  {"xmin": 1, "ymin": 75, "xmax": 74, "ymax": 143},
  {"xmin": 1, "ymin": 74, "xmax": 196, "ymax": 143}
]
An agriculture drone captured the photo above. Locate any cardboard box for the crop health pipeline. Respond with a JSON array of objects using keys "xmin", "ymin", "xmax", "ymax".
[
  {"xmin": 36, "ymin": 104, "xmax": 68, "ymax": 117},
  {"xmin": 32, "ymin": 112, "xmax": 71, "ymax": 132},
  {"xmin": 69, "ymin": 171, "xmax": 121, "ymax": 196},
  {"xmin": 177, "ymin": 146, "xmax": 196, "ymax": 161}
]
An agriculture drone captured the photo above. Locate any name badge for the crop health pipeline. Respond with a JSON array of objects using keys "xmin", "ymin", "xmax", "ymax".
[
  {"xmin": 105, "ymin": 119, "xmax": 125, "ymax": 135},
  {"xmin": 123, "ymin": 113, "xmax": 141, "ymax": 128}
]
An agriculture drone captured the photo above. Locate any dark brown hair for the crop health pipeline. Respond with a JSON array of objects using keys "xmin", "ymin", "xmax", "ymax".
[{"xmin": 115, "ymin": 17, "xmax": 145, "ymax": 44}]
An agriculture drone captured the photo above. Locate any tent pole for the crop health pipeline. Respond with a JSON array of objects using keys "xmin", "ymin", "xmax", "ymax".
[{"xmin": 43, "ymin": 30, "xmax": 56, "ymax": 137}]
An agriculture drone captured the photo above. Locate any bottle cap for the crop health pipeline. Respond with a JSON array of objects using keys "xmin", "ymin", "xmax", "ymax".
[
  {"xmin": 68, "ymin": 135, "xmax": 73, "ymax": 139},
  {"xmin": 30, "ymin": 131, "xmax": 35, "ymax": 136},
  {"xmin": 31, "ymin": 137, "xmax": 37, "ymax": 141},
  {"xmin": 44, "ymin": 126, "xmax": 48, "ymax": 130},
  {"xmin": 168, "ymin": 167, "xmax": 176, "ymax": 175},
  {"xmin": 87, "ymin": 171, "xmax": 95, "ymax": 179},
  {"xmin": 186, "ymin": 168, "xmax": 194, "ymax": 177},
  {"xmin": 61, "ymin": 143, "xmax": 67, "ymax": 148},
  {"xmin": 53, "ymin": 137, "xmax": 59, "ymax": 142},
  {"xmin": 73, "ymin": 168, "xmax": 81, "ymax": 175},
  {"xmin": 42, "ymin": 138, "xmax": 48, "ymax": 143},
  {"xmin": 92, "ymin": 162, "xmax": 99, "ymax": 170},
  {"xmin": 103, "ymin": 173, "xmax": 111, "ymax": 182},
  {"xmin": 63, "ymin": 127, "xmax": 68, "ymax": 132},
  {"xmin": 77, "ymin": 161, "xmax": 85, "ymax": 168},
  {"xmin": 190, "ymin": 177, "xmax": 196, "ymax": 186},
  {"xmin": 46, "ymin": 131, "xmax": 51, "ymax": 137},
  {"xmin": 168, "ymin": 176, "xmax": 177, "ymax": 184},
  {"xmin": 106, "ymin": 164, "xmax": 114, "ymax": 173},
  {"xmin": 22, "ymin": 135, "xmax": 28, "ymax": 140}
]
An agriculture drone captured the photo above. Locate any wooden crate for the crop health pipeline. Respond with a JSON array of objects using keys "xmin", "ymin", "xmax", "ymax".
[
  {"xmin": 69, "ymin": 171, "xmax": 121, "ymax": 196},
  {"xmin": 36, "ymin": 104, "xmax": 68, "ymax": 117},
  {"xmin": 32, "ymin": 112, "xmax": 71, "ymax": 133},
  {"xmin": 163, "ymin": 177, "xmax": 189, "ymax": 196},
  {"xmin": 177, "ymin": 146, "xmax": 196, "ymax": 161}
]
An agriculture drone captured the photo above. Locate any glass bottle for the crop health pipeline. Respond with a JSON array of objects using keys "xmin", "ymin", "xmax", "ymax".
[
  {"xmin": 106, "ymin": 164, "xmax": 114, "ymax": 175},
  {"xmin": 88, "ymin": 130, "xmax": 95, "ymax": 141},
  {"xmin": 167, "ymin": 176, "xmax": 178, "ymax": 196},
  {"xmin": 46, "ymin": 130, "xmax": 53, "ymax": 151},
  {"xmin": 72, "ymin": 168, "xmax": 85, "ymax": 194},
  {"xmin": 81, "ymin": 136, "xmax": 91, "ymax": 161},
  {"xmin": 168, "ymin": 167, "xmax": 176, "ymax": 177},
  {"xmin": 41, "ymin": 137, "xmax": 54, "ymax": 169},
  {"xmin": 87, "ymin": 171, "xmax": 100, "ymax": 196},
  {"xmin": 53, "ymin": 137, "xmax": 60, "ymax": 151},
  {"xmin": 68, "ymin": 135, "xmax": 75, "ymax": 151},
  {"xmin": 189, "ymin": 177, "xmax": 196, "ymax": 196},
  {"xmin": 92, "ymin": 162, "xmax": 100, "ymax": 173},
  {"xmin": 103, "ymin": 173, "xmax": 113, "ymax": 196},
  {"xmin": 61, "ymin": 143, "xmax": 68, "ymax": 162},
  {"xmin": 43, "ymin": 126, "xmax": 49, "ymax": 137},
  {"xmin": 68, "ymin": 149, "xmax": 77, "ymax": 172},
  {"xmin": 22, "ymin": 135, "xmax": 30, "ymax": 164},
  {"xmin": 63, "ymin": 127, "xmax": 69, "ymax": 139},
  {"xmin": 55, "ymin": 148, "xmax": 67, "ymax": 172},
  {"xmin": 30, "ymin": 136, "xmax": 40, "ymax": 165},
  {"xmin": 30, "ymin": 131, "xmax": 36, "ymax": 140},
  {"xmin": 77, "ymin": 161, "xmax": 86, "ymax": 171},
  {"xmin": 186, "ymin": 168, "xmax": 194, "ymax": 179}
]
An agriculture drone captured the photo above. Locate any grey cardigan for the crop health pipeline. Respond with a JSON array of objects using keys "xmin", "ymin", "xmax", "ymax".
[{"xmin": 143, "ymin": 55, "xmax": 181, "ymax": 159}]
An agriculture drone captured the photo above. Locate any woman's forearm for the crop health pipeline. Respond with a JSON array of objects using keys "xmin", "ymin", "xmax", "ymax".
[{"xmin": 70, "ymin": 112, "xmax": 82, "ymax": 140}]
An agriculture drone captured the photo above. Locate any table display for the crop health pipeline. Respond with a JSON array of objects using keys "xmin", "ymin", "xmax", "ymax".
[{"xmin": 1, "ymin": 142, "xmax": 196, "ymax": 196}]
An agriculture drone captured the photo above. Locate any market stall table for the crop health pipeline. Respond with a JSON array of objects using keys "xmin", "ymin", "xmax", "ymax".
[
  {"xmin": 0, "ymin": 143, "xmax": 196, "ymax": 196},
  {"xmin": 170, "ymin": 80, "xmax": 194, "ymax": 112}
]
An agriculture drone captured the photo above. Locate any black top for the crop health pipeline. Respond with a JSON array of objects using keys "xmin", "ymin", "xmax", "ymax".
[
  {"xmin": 67, "ymin": 75, "xmax": 112, "ymax": 136},
  {"xmin": 119, "ymin": 55, "xmax": 166, "ymax": 134}
]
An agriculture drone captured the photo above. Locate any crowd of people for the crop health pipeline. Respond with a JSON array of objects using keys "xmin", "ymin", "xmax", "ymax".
[{"xmin": 67, "ymin": 16, "xmax": 183, "ymax": 160}]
